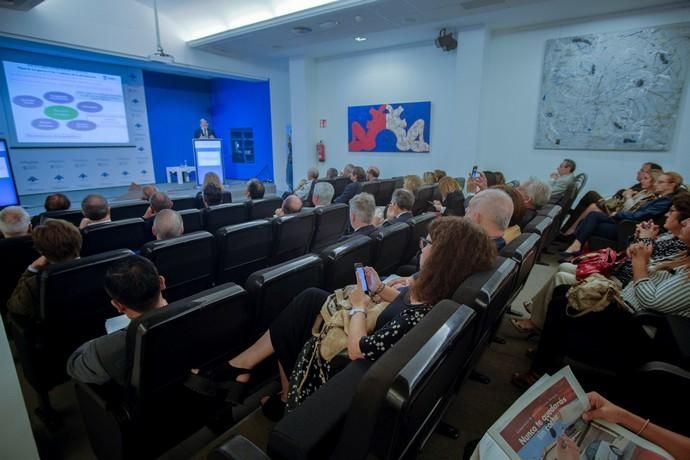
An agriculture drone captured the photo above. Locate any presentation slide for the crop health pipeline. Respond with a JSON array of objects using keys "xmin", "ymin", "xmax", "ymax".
[
  {"xmin": 193, "ymin": 139, "xmax": 223, "ymax": 186},
  {"xmin": 0, "ymin": 139, "xmax": 20, "ymax": 208},
  {"xmin": 3, "ymin": 61, "xmax": 130, "ymax": 144}
]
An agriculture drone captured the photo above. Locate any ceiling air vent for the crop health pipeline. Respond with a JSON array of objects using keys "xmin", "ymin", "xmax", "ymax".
[
  {"xmin": 460, "ymin": 0, "xmax": 506, "ymax": 10},
  {"xmin": 292, "ymin": 26, "xmax": 313, "ymax": 35}
]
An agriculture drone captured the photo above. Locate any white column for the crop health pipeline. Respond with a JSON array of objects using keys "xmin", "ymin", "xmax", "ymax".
[{"xmin": 289, "ymin": 57, "xmax": 318, "ymax": 189}]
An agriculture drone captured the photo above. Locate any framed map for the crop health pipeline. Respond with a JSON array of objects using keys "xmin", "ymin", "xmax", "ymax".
[{"xmin": 535, "ymin": 24, "xmax": 690, "ymax": 151}]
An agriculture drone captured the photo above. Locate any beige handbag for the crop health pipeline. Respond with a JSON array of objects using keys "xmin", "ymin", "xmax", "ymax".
[{"xmin": 566, "ymin": 273, "xmax": 624, "ymax": 317}]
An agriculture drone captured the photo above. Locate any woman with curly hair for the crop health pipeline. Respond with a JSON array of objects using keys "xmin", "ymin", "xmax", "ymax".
[{"xmin": 188, "ymin": 217, "xmax": 497, "ymax": 419}]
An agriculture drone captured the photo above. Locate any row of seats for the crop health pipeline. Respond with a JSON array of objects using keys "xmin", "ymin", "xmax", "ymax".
[{"xmin": 70, "ymin": 213, "xmax": 548, "ymax": 459}]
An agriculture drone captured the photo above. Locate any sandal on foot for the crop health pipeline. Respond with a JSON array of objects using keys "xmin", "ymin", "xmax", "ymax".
[
  {"xmin": 511, "ymin": 372, "xmax": 540, "ymax": 390},
  {"xmin": 261, "ymin": 393, "xmax": 286, "ymax": 422},
  {"xmin": 185, "ymin": 362, "xmax": 251, "ymax": 399},
  {"xmin": 523, "ymin": 300, "xmax": 533, "ymax": 314},
  {"xmin": 510, "ymin": 318, "xmax": 537, "ymax": 334}
]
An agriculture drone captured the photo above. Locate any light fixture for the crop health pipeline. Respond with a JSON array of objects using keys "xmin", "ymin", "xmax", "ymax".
[
  {"xmin": 148, "ymin": 0, "xmax": 175, "ymax": 63},
  {"xmin": 319, "ymin": 20, "xmax": 340, "ymax": 29},
  {"xmin": 292, "ymin": 26, "xmax": 313, "ymax": 34},
  {"xmin": 434, "ymin": 28, "xmax": 457, "ymax": 52},
  {"xmin": 354, "ymin": 36, "xmax": 367, "ymax": 42}
]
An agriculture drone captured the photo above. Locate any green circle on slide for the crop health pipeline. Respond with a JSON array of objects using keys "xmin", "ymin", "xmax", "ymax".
[{"xmin": 44, "ymin": 105, "xmax": 79, "ymax": 120}]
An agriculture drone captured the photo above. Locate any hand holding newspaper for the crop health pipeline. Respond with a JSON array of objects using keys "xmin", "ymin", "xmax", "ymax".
[{"xmin": 476, "ymin": 367, "xmax": 672, "ymax": 460}]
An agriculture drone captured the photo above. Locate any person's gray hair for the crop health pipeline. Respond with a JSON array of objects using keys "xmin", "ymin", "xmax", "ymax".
[
  {"xmin": 313, "ymin": 182, "xmax": 334, "ymax": 205},
  {"xmin": 0, "ymin": 206, "xmax": 30, "ymax": 237},
  {"xmin": 149, "ymin": 191, "xmax": 173, "ymax": 213},
  {"xmin": 523, "ymin": 177, "xmax": 552, "ymax": 208},
  {"xmin": 81, "ymin": 194, "xmax": 109, "ymax": 220},
  {"xmin": 307, "ymin": 167, "xmax": 319, "ymax": 180},
  {"xmin": 391, "ymin": 188, "xmax": 414, "ymax": 211},
  {"xmin": 349, "ymin": 192, "xmax": 375, "ymax": 224},
  {"xmin": 153, "ymin": 209, "xmax": 184, "ymax": 240},
  {"xmin": 470, "ymin": 189, "xmax": 514, "ymax": 231}
]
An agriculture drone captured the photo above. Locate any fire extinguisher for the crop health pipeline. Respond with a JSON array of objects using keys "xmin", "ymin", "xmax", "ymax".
[{"xmin": 317, "ymin": 140, "xmax": 326, "ymax": 162}]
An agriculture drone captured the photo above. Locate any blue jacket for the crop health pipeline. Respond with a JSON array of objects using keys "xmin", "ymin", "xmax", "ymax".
[
  {"xmin": 615, "ymin": 195, "xmax": 673, "ymax": 221},
  {"xmin": 334, "ymin": 182, "xmax": 362, "ymax": 204}
]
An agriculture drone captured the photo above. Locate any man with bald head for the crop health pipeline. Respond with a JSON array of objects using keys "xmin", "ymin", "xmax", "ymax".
[
  {"xmin": 194, "ymin": 118, "xmax": 216, "ymax": 139},
  {"xmin": 465, "ymin": 188, "xmax": 514, "ymax": 250},
  {"xmin": 274, "ymin": 194, "xmax": 304, "ymax": 217},
  {"xmin": 152, "ymin": 209, "xmax": 184, "ymax": 240},
  {"xmin": 79, "ymin": 194, "xmax": 111, "ymax": 229},
  {"xmin": 0, "ymin": 206, "xmax": 31, "ymax": 238}
]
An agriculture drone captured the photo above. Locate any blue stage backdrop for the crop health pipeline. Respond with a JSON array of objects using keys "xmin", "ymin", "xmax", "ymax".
[{"xmin": 348, "ymin": 101, "xmax": 431, "ymax": 153}]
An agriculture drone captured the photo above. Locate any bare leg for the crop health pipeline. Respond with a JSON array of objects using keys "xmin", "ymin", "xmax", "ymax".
[
  {"xmin": 229, "ymin": 330, "xmax": 275, "ymax": 382},
  {"xmin": 260, "ymin": 363, "xmax": 289, "ymax": 406},
  {"xmin": 564, "ymin": 203, "xmax": 600, "ymax": 235}
]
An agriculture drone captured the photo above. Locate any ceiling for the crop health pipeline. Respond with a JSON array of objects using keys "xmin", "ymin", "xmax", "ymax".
[{"xmin": 145, "ymin": 0, "xmax": 688, "ymax": 61}]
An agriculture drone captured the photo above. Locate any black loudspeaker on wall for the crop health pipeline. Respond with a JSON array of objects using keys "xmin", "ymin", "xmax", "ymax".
[{"xmin": 435, "ymin": 28, "xmax": 458, "ymax": 52}]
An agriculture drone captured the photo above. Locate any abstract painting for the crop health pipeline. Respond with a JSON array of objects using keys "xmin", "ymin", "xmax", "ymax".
[
  {"xmin": 348, "ymin": 101, "xmax": 431, "ymax": 152},
  {"xmin": 535, "ymin": 24, "xmax": 690, "ymax": 151}
]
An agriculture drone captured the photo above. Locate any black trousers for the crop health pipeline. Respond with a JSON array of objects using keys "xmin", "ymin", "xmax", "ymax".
[
  {"xmin": 565, "ymin": 190, "xmax": 603, "ymax": 228},
  {"xmin": 531, "ymin": 286, "xmax": 651, "ymax": 374},
  {"xmin": 269, "ymin": 287, "xmax": 329, "ymax": 376}
]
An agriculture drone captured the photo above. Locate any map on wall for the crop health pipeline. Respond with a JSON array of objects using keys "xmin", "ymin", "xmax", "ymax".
[{"xmin": 535, "ymin": 24, "xmax": 690, "ymax": 151}]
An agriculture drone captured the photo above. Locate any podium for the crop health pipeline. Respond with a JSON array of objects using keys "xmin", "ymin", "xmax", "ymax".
[{"xmin": 192, "ymin": 138, "xmax": 224, "ymax": 186}]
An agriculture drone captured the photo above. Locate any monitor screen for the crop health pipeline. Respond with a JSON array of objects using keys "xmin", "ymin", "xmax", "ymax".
[
  {"xmin": 193, "ymin": 139, "xmax": 224, "ymax": 187},
  {"xmin": 0, "ymin": 139, "xmax": 20, "ymax": 208}
]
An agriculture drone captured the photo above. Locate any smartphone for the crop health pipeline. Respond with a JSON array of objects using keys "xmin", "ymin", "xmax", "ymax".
[
  {"xmin": 471, "ymin": 165, "xmax": 479, "ymax": 178},
  {"xmin": 354, "ymin": 263, "xmax": 369, "ymax": 294}
]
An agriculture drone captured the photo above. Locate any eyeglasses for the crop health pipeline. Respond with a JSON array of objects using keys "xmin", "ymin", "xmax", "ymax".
[{"xmin": 419, "ymin": 237, "xmax": 432, "ymax": 249}]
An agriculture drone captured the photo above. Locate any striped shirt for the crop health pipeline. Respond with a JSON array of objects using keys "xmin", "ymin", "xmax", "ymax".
[{"xmin": 622, "ymin": 266, "xmax": 690, "ymax": 317}]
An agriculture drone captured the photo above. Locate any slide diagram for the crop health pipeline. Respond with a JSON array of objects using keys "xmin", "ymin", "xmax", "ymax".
[{"xmin": 3, "ymin": 61, "xmax": 130, "ymax": 144}]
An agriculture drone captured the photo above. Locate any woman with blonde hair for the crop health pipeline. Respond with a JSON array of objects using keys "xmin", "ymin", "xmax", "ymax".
[
  {"xmin": 432, "ymin": 176, "xmax": 465, "ymax": 216},
  {"xmin": 422, "ymin": 171, "xmax": 436, "ymax": 185},
  {"xmin": 404, "ymin": 174, "xmax": 423, "ymax": 194}
]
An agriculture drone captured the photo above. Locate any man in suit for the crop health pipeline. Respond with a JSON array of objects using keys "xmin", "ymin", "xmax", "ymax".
[
  {"xmin": 382, "ymin": 188, "xmax": 414, "ymax": 227},
  {"xmin": 79, "ymin": 194, "xmax": 111, "ymax": 229},
  {"xmin": 465, "ymin": 189, "xmax": 514, "ymax": 251},
  {"xmin": 152, "ymin": 209, "xmax": 184, "ymax": 241},
  {"xmin": 193, "ymin": 118, "xmax": 216, "ymax": 139},
  {"xmin": 0, "ymin": 206, "xmax": 31, "ymax": 238},
  {"xmin": 143, "ymin": 191, "xmax": 174, "ymax": 234},
  {"xmin": 311, "ymin": 182, "xmax": 334, "ymax": 207},
  {"xmin": 338, "ymin": 192, "xmax": 377, "ymax": 241},
  {"xmin": 67, "ymin": 256, "xmax": 168, "ymax": 386},
  {"xmin": 334, "ymin": 166, "xmax": 366, "ymax": 204}
]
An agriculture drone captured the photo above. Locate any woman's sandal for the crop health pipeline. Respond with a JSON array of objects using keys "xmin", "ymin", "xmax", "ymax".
[
  {"xmin": 261, "ymin": 393, "xmax": 286, "ymax": 422},
  {"xmin": 523, "ymin": 300, "xmax": 533, "ymax": 314},
  {"xmin": 511, "ymin": 371, "xmax": 541, "ymax": 390},
  {"xmin": 185, "ymin": 362, "xmax": 252, "ymax": 402},
  {"xmin": 510, "ymin": 318, "xmax": 537, "ymax": 334}
]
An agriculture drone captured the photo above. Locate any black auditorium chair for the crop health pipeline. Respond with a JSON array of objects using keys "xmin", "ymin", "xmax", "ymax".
[
  {"xmin": 216, "ymin": 220, "xmax": 273, "ymax": 285},
  {"xmin": 203, "ymin": 203, "xmax": 248, "ymax": 235},
  {"xmin": 431, "ymin": 184, "xmax": 442, "ymax": 203},
  {"xmin": 374, "ymin": 179, "xmax": 396, "ymax": 206},
  {"xmin": 270, "ymin": 210, "xmax": 316, "ymax": 265},
  {"xmin": 402, "ymin": 212, "xmax": 436, "ymax": 264},
  {"xmin": 178, "ymin": 208, "xmax": 204, "ymax": 234},
  {"xmin": 333, "ymin": 177, "xmax": 351, "ymax": 198},
  {"xmin": 171, "ymin": 196, "xmax": 198, "ymax": 211},
  {"xmin": 310, "ymin": 203, "xmax": 349, "ymax": 253},
  {"xmin": 109, "ymin": 200, "xmax": 150, "ymax": 221},
  {"xmin": 10, "ymin": 249, "xmax": 133, "ymax": 417},
  {"xmin": 360, "ymin": 181, "xmax": 379, "ymax": 198},
  {"xmin": 0, "ymin": 235, "xmax": 39, "ymax": 318},
  {"xmin": 81, "ymin": 218, "xmax": 149, "ymax": 256},
  {"xmin": 454, "ymin": 177, "xmax": 466, "ymax": 190},
  {"xmin": 499, "ymin": 232, "xmax": 541, "ymax": 304},
  {"xmin": 412, "ymin": 184, "xmax": 435, "ymax": 215},
  {"xmin": 39, "ymin": 208, "xmax": 83, "ymax": 226},
  {"xmin": 222, "ymin": 190, "xmax": 233, "ymax": 204},
  {"xmin": 217, "ymin": 301, "xmax": 477, "ymax": 460},
  {"xmin": 319, "ymin": 235, "xmax": 374, "ymax": 292},
  {"xmin": 370, "ymin": 222, "xmax": 411, "ymax": 275},
  {"xmin": 523, "ymin": 215, "xmax": 554, "ymax": 260},
  {"xmin": 75, "ymin": 283, "xmax": 251, "ymax": 460},
  {"xmin": 247, "ymin": 197, "xmax": 282, "ymax": 221},
  {"xmin": 392, "ymin": 176, "xmax": 404, "ymax": 190},
  {"xmin": 141, "ymin": 231, "xmax": 216, "ymax": 303},
  {"xmin": 245, "ymin": 254, "xmax": 323, "ymax": 333},
  {"xmin": 536, "ymin": 204, "xmax": 563, "ymax": 248}
]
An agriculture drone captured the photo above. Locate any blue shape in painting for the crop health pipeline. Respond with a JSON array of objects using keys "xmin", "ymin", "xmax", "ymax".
[{"xmin": 348, "ymin": 101, "xmax": 431, "ymax": 152}]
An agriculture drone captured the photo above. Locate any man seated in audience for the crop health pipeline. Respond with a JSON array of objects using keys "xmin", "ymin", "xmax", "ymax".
[
  {"xmin": 245, "ymin": 178, "xmax": 266, "ymax": 200},
  {"xmin": 44, "ymin": 193, "xmax": 71, "ymax": 212},
  {"xmin": 548, "ymin": 158, "xmax": 576, "ymax": 199},
  {"xmin": 66, "ymin": 256, "xmax": 168, "ymax": 386},
  {"xmin": 517, "ymin": 177, "xmax": 552, "ymax": 228},
  {"xmin": 340, "ymin": 163, "xmax": 355, "ymax": 179},
  {"xmin": 152, "ymin": 209, "xmax": 184, "ymax": 240},
  {"xmin": 79, "ymin": 194, "xmax": 111, "ymax": 229},
  {"xmin": 326, "ymin": 168, "xmax": 338, "ymax": 179},
  {"xmin": 202, "ymin": 183, "xmax": 223, "ymax": 208},
  {"xmin": 7, "ymin": 219, "xmax": 82, "ymax": 318},
  {"xmin": 143, "ymin": 191, "xmax": 173, "ymax": 220},
  {"xmin": 338, "ymin": 192, "xmax": 377, "ymax": 241},
  {"xmin": 465, "ymin": 188, "xmax": 514, "ymax": 250},
  {"xmin": 334, "ymin": 166, "xmax": 366, "ymax": 204},
  {"xmin": 0, "ymin": 206, "xmax": 32, "ymax": 238},
  {"xmin": 311, "ymin": 182, "xmax": 334, "ymax": 207},
  {"xmin": 142, "ymin": 185, "xmax": 157, "ymax": 201},
  {"xmin": 366, "ymin": 166, "xmax": 380, "ymax": 182},
  {"xmin": 274, "ymin": 194, "xmax": 304, "ymax": 217},
  {"xmin": 293, "ymin": 167, "xmax": 319, "ymax": 201},
  {"xmin": 378, "ymin": 188, "xmax": 414, "ymax": 226}
]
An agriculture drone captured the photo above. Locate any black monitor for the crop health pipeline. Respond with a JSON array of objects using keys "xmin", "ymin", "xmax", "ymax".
[{"xmin": 0, "ymin": 139, "xmax": 20, "ymax": 209}]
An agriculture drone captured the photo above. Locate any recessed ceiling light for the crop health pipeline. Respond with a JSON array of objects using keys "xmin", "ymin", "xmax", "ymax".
[
  {"xmin": 319, "ymin": 20, "xmax": 340, "ymax": 29},
  {"xmin": 292, "ymin": 26, "xmax": 313, "ymax": 34},
  {"xmin": 354, "ymin": 36, "xmax": 367, "ymax": 42},
  {"xmin": 354, "ymin": 15, "xmax": 364, "ymax": 23}
]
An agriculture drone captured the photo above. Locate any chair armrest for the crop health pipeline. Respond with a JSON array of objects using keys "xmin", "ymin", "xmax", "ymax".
[
  {"xmin": 636, "ymin": 361, "xmax": 690, "ymax": 380},
  {"xmin": 210, "ymin": 435, "xmax": 270, "ymax": 460},
  {"xmin": 267, "ymin": 359, "xmax": 372, "ymax": 460},
  {"xmin": 74, "ymin": 382, "xmax": 130, "ymax": 460}
]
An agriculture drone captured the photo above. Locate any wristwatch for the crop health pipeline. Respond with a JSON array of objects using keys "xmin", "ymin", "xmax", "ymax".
[{"xmin": 349, "ymin": 308, "xmax": 367, "ymax": 317}]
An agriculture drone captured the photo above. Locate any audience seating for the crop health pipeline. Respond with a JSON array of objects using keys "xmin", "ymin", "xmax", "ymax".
[
  {"xmin": 203, "ymin": 203, "xmax": 248, "ymax": 235},
  {"xmin": 10, "ymin": 249, "xmax": 134, "ymax": 414},
  {"xmin": 454, "ymin": 177, "xmax": 466, "ymax": 190},
  {"xmin": 171, "ymin": 196, "xmax": 199, "ymax": 211},
  {"xmin": 81, "ymin": 218, "xmax": 150, "ymax": 256},
  {"xmin": 523, "ymin": 215, "xmax": 554, "ymax": 259},
  {"xmin": 178, "ymin": 208, "xmax": 204, "ymax": 234},
  {"xmin": 39, "ymin": 209, "xmax": 83, "ymax": 227},
  {"xmin": 412, "ymin": 184, "xmax": 435, "ymax": 215},
  {"xmin": 574, "ymin": 173, "xmax": 588, "ymax": 197},
  {"xmin": 270, "ymin": 210, "xmax": 316, "ymax": 265},
  {"xmin": 245, "ymin": 254, "xmax": 323, "ymax": 333},
  {"xmin": 374, "ymin": 179, "xmax": 396, "ymax": 206},
  {"xmin": 216, "ymin": 220, "xmax": 274, "ymax": 286},
  {"xmin": 402, "ymin": 212, "xmax": 436, "ymax": 264},
  {"xmin": 332, "ymin": 177, "xmax": 350, "ymax": 198},
  {"xmin": 0, "ymin": 235, "xmax": 38, "ymax": 319},
  {"xmin": 318, "ymin": 235, "xmax": 374, "ymax": 292},
  {"xmin": 75, "ymin": 283, "xmax": 251, "ymax": 460},
  {"xmin": 392, "ymin": 176, "xmax": 404, "ymax": 190},
  {"xmin": 536, "ymin": 204, "xmax": 563, "ymax": 249},
  {"xmin": 109, "ymin": 200, "xmax": 150, "ymax": 221},
  {"xmin": 359, "ymin": 181, "xmax": 379, "ymax": 198},
  {"xmin": 141, "ymin": 231, "xmax": 216, "ymax": 303},
  {"xmin": 310, "ymin": 203, "xmax": 349, "ymax": 252},
  {"xmin": 499, "ymin": 232, "xmax": 541, "ymax": 304},
  {"xmin": 222, "ymin": 190, "xmax": 233, "ymax": 204},
  {"xmin": 247, "ymin": 197, "xmax": 282, "ymax": 221},
  {"xmin": 370, "ymin": 222, "xmax": 411, "ymax": 275}
]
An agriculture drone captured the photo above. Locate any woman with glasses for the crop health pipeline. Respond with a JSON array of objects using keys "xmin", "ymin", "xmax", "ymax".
[{"xmin": 188, "ymin": 217, "xmax": 496, "ymax": 420}]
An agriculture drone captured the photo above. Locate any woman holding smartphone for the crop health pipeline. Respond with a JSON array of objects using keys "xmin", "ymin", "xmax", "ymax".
[{"xmin": 188, "ymin": 217, "xmax": 496, "ymax": 420}]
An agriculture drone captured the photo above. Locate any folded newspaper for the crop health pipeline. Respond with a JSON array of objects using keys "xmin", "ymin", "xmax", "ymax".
[{"xmin": 474, "ymin": 367, "xmax": 672, "ymax": 460}]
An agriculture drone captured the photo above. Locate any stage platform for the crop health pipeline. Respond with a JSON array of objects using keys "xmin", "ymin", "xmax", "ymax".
[{"xmin": 19, "ymin": 180, "xmax": 279, "ymax": 217}]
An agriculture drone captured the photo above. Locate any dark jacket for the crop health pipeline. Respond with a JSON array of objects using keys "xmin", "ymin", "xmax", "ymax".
[
  {"xmin": 614, "ymin": 195, "xmax": 673, "ymax": 221},
  {"xmin": 442, "ymin": 191, "xmax": 466, "ymax": 217},
  {"xmin": 383, "ymin": 211, "xmax": 413, "ymax": 227},
  {"xmin": 338, "ymin": 224, "xmax": 377, "ymax": 242},
  {"xmin": 334, "ymin": 182, "xmax": 363, "ymax": 204},
  {"xmin": 193, "ymin": 127, "xmax": 216, "ymax": 139}
]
